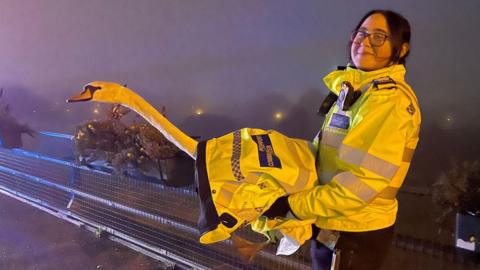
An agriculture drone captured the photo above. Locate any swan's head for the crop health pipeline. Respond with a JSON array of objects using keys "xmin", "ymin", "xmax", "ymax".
[{"xmin": 66, "ymin": 81, "xmax": 132, "ymax": 104}]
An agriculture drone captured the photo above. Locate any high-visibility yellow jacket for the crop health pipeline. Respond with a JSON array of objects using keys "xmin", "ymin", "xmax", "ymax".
[
  {"xmin": 196, "ymin": 128, "xmax": 318, "ymax": 244},
  {"xmin": 288, "ymin": 64, "xmax": 421, "ymax": 232}
]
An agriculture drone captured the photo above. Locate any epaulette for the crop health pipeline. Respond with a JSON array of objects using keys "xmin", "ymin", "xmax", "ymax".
[{"xmin": 372, "ymin": 76, "xmax": 397, "ymax": 90}]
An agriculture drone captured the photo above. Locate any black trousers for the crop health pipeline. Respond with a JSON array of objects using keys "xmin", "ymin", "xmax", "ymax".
[{"xmin": 310, "ymin": 225, "xmax": 394, "ymax": 270}]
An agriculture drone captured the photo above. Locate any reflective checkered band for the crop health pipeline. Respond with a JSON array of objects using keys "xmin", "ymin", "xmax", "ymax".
[{"xmin": 231, "ymin": 130, "xmax": 245, "ymax": 181}]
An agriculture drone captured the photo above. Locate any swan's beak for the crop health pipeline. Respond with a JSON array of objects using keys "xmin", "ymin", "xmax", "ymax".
[
  {"xmin": 66, "ymin": 90, "xmax": 91, "ymax": 103},
  {"xmin": 66, "ymin": 85, "xmax": 100, "ymax": 103}
]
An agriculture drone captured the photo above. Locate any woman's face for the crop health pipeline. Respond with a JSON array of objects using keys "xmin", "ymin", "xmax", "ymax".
[{"xmin": 351, "ymin": 13, "xmax": 393, "ymax": 71}]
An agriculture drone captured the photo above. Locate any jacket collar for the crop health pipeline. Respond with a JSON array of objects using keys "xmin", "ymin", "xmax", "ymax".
[{"xmin": 323, "ymin": 64, "xmax": 406, "ymax": 95}]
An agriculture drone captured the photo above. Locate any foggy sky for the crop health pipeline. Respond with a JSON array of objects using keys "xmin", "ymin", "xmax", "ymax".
[{"xmin": 0, "ymin": 0, "xmax": 478, "ymax": 185}]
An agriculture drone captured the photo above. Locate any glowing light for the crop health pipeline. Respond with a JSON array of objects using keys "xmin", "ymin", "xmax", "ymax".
[
  {"xmin": 66, "ymin": 109, "xmax": 71, "ymax": 112},
  {"xmin": 195, "ymin": 108, "xmax": 204, "ymax": 116},
  {"xmin": 274, "ymin": 112, "xmax": 283, "ymax": 121},
  {"xmin": 32, "ymin": 110, "xmax": 36, "ymax": 113},
  {"xmin": 93, "ymin": 108, "xmax": 99, "ymax": 114},
  {"xmin": 444, "ymin": 114, "xmax": 455, "ymax": 125},
  {"xmin": 440, "ymin": 113, "xmax": 455, "ymax": 130}
]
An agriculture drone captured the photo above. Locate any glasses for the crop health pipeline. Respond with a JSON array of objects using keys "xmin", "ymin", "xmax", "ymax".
[{"xmin": 351, "ymin": 30, "xmax": 389, "ymax": 47}]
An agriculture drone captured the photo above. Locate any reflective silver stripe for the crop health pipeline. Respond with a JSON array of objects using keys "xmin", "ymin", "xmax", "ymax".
[
  {"xmin": 402, "ymin": 147, "xmax": 415, "ymax": 163},
  {"xmin": 291, "ymin": 168, "xmax": 310, "ymax": 193},
  {"xmin": 273, "ymin": 167, "xmax": 310, "ymax": 194},
  {"xmin": 320, "ymin": 131, "xmax": 345, "ymax": 148},
  {"xmin": 231, "ymin": 130, "xmax": 245, "ymax": 181},
  {"xmin": 335, "ymin": 171, "xmax": 378, "ymax": 202},
  {"xmin": 243, "ymin": 172, "xmax": 261, "ymax": 184},
  {"xmin": 215, "ymin": 182, "xmax": 240, "ymax": 207},
  {"xmin": 216, "ymin": 187, "xmax": 233, "ymax": 207},
  {"xmin": 338, "ymin": 144, "xmax": 399, "ymax": 180},
  {"xmin": 377, "ymin": 186, "xmax": 399, "ymax": 200},
  {"xmin": 280, "ymin": 140, "xmax": 312, "ymax": 194},
  {"xmin": 319, "ymin": 171, "xmax": 337, "ymax": 184}
]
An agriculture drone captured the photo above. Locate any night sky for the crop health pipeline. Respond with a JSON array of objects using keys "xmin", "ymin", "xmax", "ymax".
[{"xmin": 0, "ymin": 0, "xmax": 478, "ymax": 186}]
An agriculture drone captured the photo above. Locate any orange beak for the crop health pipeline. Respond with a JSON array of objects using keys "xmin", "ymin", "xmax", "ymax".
[
  {"xmin": 66, "ymin": 89, "xmax": 92, "ymax": 103},
  {"xmin": 66, "ymin": 85, "xmax": 102, "ymax": 103}
]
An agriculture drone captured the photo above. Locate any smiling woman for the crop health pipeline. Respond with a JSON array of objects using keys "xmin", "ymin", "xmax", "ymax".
[
  {"xmin": 350, "ymin": 11, "xmax": 410, "ymax": 71},
  {"xmin": 262, "ymin": 9, "xmax": 421, "ymax": 270}
]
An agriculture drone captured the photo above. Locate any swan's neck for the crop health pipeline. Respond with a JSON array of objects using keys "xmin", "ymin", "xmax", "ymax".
[{"xmin": 119, "ymin": 90, "xmax": 198, "ymax": 159}]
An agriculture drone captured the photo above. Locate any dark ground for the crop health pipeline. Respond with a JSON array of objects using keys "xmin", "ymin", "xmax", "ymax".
[
  {"xmin": 0, "ymin": 193, "xmax": 170, "ymax": 270},
  {"xmin": 0, "ymin": 192, "xmax": 478, "ymax": 270}
]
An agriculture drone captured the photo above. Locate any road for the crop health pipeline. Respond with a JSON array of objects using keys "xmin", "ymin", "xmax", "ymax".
[{"xmin": 0, "ymin": 193, "xmax": 171, "ymax": 270}]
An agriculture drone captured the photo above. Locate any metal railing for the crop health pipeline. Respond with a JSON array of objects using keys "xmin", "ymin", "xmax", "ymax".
[{"xmin": 0, "ymin": 132, "xmax": 312, "ymax": 269}]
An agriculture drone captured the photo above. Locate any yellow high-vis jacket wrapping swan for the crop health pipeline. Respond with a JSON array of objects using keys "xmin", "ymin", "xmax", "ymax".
[
  {"xmin": 288, "ymin": 64, "xmax": 421, "ymax": 232},
  {"xmin": 196, "ymin": 128, "xmax": 318, "ymax": 244}
]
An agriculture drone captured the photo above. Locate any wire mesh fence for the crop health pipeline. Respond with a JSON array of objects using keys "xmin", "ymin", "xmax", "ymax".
[
  {"xmin": 0, "ymin": 135, "xmax": 312, "ymax": 269},
  {"xmin": 1, "ymin": 132, "xmax": 480, "ymax": 269}
]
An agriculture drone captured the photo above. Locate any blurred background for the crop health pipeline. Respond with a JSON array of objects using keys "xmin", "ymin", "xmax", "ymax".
[
  {"xmin": 0, "ymin": 0, "xmax": 478, "ymax": 187},
  {"xmin": 0, "ymin": 1, "xmax": 478, "ymax": 266}
]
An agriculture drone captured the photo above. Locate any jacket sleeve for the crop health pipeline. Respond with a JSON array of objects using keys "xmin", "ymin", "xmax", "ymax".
[{"xmin": 288, "ymin": 90, "xmax": 415, "ymax": 220}]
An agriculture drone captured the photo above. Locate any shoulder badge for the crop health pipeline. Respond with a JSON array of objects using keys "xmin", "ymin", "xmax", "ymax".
[
  {"xmin": 406, "ymin": 103, "xmax": 416, "ymax": 115},
  {"xmin": 372, "ymin": 76, "xmax": 396, "ymax": 90}
]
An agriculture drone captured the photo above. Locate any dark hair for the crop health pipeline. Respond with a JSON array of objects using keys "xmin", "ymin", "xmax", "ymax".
[{"xmin": 350, "ymin": 10, "xmax": 411, "ymax": 65}]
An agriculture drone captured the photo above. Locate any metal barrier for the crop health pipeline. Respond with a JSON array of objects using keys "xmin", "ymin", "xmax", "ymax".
[{"xmin": 0, "ymin": 132, "xmax": 311, "ymax": 269}]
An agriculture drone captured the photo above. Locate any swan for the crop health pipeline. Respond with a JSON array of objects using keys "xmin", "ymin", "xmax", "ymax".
[{"xmin": 67, "ymin": 81, "xmax": 317, "ymax": 257}]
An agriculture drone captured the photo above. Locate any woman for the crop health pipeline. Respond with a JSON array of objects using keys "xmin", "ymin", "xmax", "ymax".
[{"xmin": 264, "ymin": 9, "xmax": 421, "ymax": 269}]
